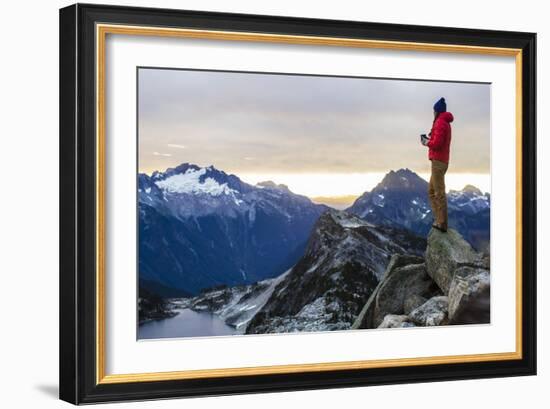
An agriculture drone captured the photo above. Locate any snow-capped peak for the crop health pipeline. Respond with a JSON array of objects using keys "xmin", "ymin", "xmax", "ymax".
[{"xmin": 154, "ymin": 167, "xmax": 238, "ymax": 196}]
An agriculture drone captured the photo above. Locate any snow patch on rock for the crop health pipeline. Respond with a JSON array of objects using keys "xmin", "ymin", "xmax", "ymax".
[{"xmin": 155, "ymin": 167, "xmax": 237, "ymax": 196}]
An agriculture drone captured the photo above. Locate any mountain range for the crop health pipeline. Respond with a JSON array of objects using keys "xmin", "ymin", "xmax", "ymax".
[
  {"xmin": 138, "ymin": 164, "xmax": 490, "ymax": 300},
  {"xmin": 347, "ymin": 168, "xmax": 490, "ymax": 251},
  {"xmin": 139, "ymin": 163, "xmax": 327, "ymax": 296}
]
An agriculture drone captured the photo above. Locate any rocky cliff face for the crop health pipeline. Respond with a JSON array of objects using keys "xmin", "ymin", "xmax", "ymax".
[
  {"xmin": 352, "ymin": 227, "xmax": 490, "ymax": 329},
  {"xmin": 244, "ymin": 210, "xmax": 426, "ymax": 334}
]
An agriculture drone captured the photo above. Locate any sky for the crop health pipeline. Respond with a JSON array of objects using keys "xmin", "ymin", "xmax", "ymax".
[{"xmin": 138, "ymin": 68, "xmax": 491, "ymax": 200}]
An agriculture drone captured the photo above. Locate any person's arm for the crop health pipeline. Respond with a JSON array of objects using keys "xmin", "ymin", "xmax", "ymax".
[{"xmin": 427, "ymin": 122, "xmax": 445, "ymax": 150}]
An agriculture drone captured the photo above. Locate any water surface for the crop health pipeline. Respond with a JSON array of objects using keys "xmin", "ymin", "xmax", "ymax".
[{"xmin": 138, "ymin": 308, "xmax": 238, "ymax": 340}]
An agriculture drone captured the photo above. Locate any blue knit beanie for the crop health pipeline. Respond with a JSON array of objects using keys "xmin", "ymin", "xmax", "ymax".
[{"xmin": 433, "ymin": 97, "xmax": 447, "ymax": 113}]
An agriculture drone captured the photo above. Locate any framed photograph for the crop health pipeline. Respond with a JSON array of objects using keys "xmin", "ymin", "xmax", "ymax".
[{"xmin": 59, "ymin": 3, "xmax": 536, "ymax": 405}]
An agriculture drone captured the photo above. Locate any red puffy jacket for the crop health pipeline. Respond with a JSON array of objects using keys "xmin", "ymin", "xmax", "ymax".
[{"xmin": 427, "ymin": 111, "xmax": 454, "ymax": 164}]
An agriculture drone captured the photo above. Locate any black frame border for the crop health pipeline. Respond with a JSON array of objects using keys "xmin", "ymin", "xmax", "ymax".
[{"xmin": 59, "ymin": 3, "xmax": 536, "ymax": 405}]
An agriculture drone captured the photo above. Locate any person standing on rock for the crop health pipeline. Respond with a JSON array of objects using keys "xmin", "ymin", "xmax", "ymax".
[{"xmin": 421, "ymin": 97, "xmax": 454, "ymax": 233}]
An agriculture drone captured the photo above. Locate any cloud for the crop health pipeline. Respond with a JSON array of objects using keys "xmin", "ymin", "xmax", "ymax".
[
  {"xmin": 152, "ymin": 151, "xmax": 172, "ymax": 157},
  {"xmin": 138, "ymin": 68, "xmax": 490, "ymax": 176}
]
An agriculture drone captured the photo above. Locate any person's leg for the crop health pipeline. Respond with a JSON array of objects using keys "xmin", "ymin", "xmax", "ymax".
[
  {"xmin": 432, "ymin": 160, "xmax": 448, "ymax": 229},
  {"xmin": 428, "ymin": 161, "xmax": 436, "ymax": 221},
  {"xmin": 440, "ymin": 164, "xmax": 448, "ymax": 229}
]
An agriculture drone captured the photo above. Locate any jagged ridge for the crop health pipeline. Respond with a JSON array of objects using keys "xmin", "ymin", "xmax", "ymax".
[{"xmin": 245, "ymin": 209, "xmax": 426, "ymax": 334}]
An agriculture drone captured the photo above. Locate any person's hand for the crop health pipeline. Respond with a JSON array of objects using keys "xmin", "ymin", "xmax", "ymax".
[{"xmin": 420, "ymin": 134, "xmax": 430, "ymax": 146}]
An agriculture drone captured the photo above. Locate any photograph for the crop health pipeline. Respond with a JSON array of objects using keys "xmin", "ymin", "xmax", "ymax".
[{"xmin": 136, "ymin": 68, "xmax": 492, "ymax": 340}]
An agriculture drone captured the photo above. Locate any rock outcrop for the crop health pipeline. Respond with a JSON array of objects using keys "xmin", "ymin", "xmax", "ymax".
[
  {"xmin": 351, "ymin": 255, "xmax": 440, "ymax": 329},
  {"xmin": 378, "ymin": 314, "xmax": 414, "ymax": 328},
  {"xmin": 353, "ymin": 227, "xmax": 490, "ymax": 330},
  {"xmin": 448, "ymin": 266, "xmax": 490, "ymax": 324},
  {"xmin": 404, "ymin": 294, "xmax": 428, "ymax": 315},
  {"xmin": 425, "ymin": 228, "xmax": 488, "ymax": 293},
  {"xmin": 409, "ymin": 296, "xmax": 449, "ymax": 326}
]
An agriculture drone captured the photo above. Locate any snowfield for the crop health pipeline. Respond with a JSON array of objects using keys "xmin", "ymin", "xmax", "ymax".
[{"xmin": 155, "ymin": 167, "xmax": 238, "ymax": 196}]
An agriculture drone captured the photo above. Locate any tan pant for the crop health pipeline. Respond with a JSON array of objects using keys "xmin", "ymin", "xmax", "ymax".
[{"xmin": 428, "ymin": 159, "xmax": 449, "ymax": 228}]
